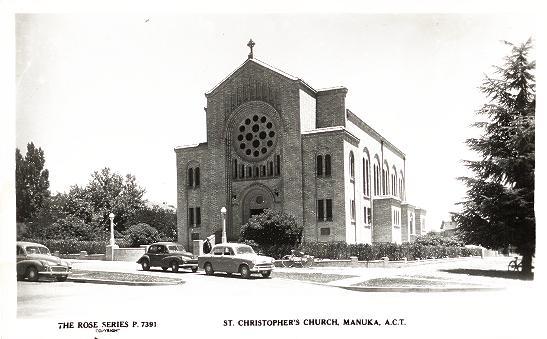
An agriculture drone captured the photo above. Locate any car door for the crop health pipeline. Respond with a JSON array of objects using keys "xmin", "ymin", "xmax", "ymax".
[
  {"xmin": 147, "ymin": 245, "xmax": 158, "ymax": 266},
  {"xmin": 16, "ymin": 245, "xmax": 26, "ymax": 275},
  {"xmin": 211, "ymin": 246, "xmax": 224, "ymax": 271},
  {"xmin": 223, "ymin": 246, "xmax": 237, "ymax": 273},
  {"xmin": 156, "ymin": 245, "xmax": 168, "ymax": 266}
]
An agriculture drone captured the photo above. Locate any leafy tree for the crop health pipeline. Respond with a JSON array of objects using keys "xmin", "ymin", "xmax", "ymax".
[
  {"xmin": 239, "ymin": 209, "xmax": 302, "ymax": 252},
  {"xmin": 454, "ymin": 39, "xmax": 535, "ymax": 274},
  {"xmin": 127, "ymin": 204, "xmax": 177, "ymax": 240},
  {"xmin": 15, "ymin": 142, "xmax": 50, "ymax": 222},
  {"xmin": 123, "ymin": 223, "xmax": 160, "ymax": 247}
]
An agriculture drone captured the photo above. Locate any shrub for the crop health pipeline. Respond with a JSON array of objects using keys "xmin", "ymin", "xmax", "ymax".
[
  {"xmin": 122, "ymin": 223, "xmax": 160, "ymax": 247},
  {"xmin": 299, "ymin": 241, "xmax": 482, "ymax": 261},
  {"xmin": 414, "ymin": 232, "xmax": 464, "ymax": 247},
  {"xmin": 239, "ymin": 209, "xmax": 302, "ymax": 258}
]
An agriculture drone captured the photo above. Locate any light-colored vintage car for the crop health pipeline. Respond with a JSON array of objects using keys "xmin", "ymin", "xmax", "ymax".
[
  {"xmin": 136, "ymin": 242, "xmax": 198, "ymax": 272},
  {"xmin": 198, "ymin": 243, "xmax": 275, "ymax": 278},
  {"xmin": 16, "ymin": 241, "xmax": 72, "ymax": 282}
]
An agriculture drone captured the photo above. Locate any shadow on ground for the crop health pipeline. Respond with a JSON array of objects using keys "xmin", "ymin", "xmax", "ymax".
[{"xmin": 441, "ymin": 269, "xmax": 534, "ymax": 280}]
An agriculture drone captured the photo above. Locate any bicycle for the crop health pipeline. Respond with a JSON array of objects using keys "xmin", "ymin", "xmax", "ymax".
[
  {"xmin": 507, "ymin": 256, "xmax": 522, "ymax": 272},
  {"xmin": 281, "ymin": 250, "xmax": 314, "ymax": 268}
]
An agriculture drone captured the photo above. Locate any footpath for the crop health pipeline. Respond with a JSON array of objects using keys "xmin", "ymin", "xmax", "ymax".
[{"xmin": 66, "ymin": 256, "xmax": 532, "ymax": 291}]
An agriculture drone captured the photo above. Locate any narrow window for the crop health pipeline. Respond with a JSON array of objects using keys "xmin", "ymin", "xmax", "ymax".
[
  {"xmin": 325, "ymin": 154, "xmax": 331, "ymax": 176},
  {"xmin": 233, "ymin": 160, "xmax": 238, "ymax": 179},
  {"xmin": 246, "ymin": 166, "xmax": 252, "ymax": 178},
  {"xmin": 261, "ymin": 165, "xmax": 266, "ymax": 176},
  {"xmin": 189, "ymin": 207, "xmax": 194, "ymax": 226},
  {"xmin": 320, "ymin": 228, "xmax": 330, "ymax": 236},
  {"xmin": 326, "ymin": 199, "xmax": 333, "ymax": 221},
  {"xmin": 254, "ymin": 166, "xmax": 259, "ymax": 177},
  {"xmin": 196, "ymin": 207, "xmax": 201, "ymax": 226},
  {"xmin": 268, "ymin": 161, "xmax": 273, "ymax": 176},
  {"xmin": 317, "ymin": 199, "xmax": 324, "ymax": 221},
  {"xmin": 316, "ymin": 155, "xmax": 323, "ymax": 176},
  {"xmin": 350, "ymin": 200, "xmax": 356, "ymax": 221},
  {"xmin": 367, "ymin": 207, "xmax": 372, "ymax": 226},
  {"xmin": 363, "ymin": 207, "xmax": 367, "ymax": 224},
  {"xmin": 240, "ymin": 164, "xmax": 245, "ymax": 179},
  {"xmin": 275, "ymin": 155, "xmax": 281, "ymax": 175},
  {"xmin": 194, "ymin": 167, "xmax": 200, "ymax": 187},
  {"xmin": 349, "ymin": 152, "xmax": 355, "ymax": 179},
  {"xmin": 188, "ymin": 168, "xmax": 194, "ymax": 187}
]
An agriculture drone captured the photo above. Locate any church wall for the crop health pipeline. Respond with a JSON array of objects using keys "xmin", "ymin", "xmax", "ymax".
[
  {"xmin": 316, "ymin": 88, "xmax": 348, "ymax": 128},
  {"xmin": 302, "ymin": 132, "xmax": 346, "ymax": 243},
  {"xmin": 401, "ymin": 203, "xmax": 415, "ymax": 243},
  {"xmin": 204, "ymin": 61, "xmax": 306, "ymax": 238},
  {"xmin": 175, "ymin": 144, "xmax": 209, "ymax": 248},
  {"xmin": 415, "ymin": 208, "xmax": 427, "ymax": 235},
  {"xmin": 299, "ymin": 89, "xmax": 316, "ymax": 132}
]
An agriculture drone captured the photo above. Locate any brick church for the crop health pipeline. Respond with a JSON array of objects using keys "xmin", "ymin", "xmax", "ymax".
[{"xmin": 175, "ymin": 40, "xmax": 426, "ymax": 248}]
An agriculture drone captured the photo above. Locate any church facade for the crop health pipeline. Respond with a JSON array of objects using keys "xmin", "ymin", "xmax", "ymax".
[{"xmin": 175, "ymin": 42, "xmax": 426, "ymax": 248}]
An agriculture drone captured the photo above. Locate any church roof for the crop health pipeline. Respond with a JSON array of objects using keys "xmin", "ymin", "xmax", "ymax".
[{"xmin": 205, "ymin": 58, "xmax": 316, "ymax": 97}]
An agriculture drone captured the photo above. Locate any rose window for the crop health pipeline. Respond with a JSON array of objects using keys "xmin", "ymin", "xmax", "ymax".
[{"xmin": 233, "ymin": 114, "xmax": 277, "ymax": 161}]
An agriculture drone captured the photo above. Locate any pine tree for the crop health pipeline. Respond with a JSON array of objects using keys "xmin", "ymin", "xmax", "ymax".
[{"xmin": 454, "ymin": 39, "xmax": 535, "ymax": 274}]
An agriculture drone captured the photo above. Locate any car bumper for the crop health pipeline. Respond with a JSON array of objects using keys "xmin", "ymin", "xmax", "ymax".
[
  {"xmin": 40, "ymin": 267, "xmax": 72, "ymax": 276},
  {"xmin": 250, "ymin": 264, "xmax": 274, "ymax": 273}
]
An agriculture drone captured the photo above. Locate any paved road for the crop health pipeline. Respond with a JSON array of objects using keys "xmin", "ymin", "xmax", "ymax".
[{"xmin": 13, "ymin": 257, "xmax": 540, "ymax": 339}]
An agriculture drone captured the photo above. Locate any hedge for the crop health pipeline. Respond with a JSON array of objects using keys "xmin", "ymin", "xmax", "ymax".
[
  {"xmin": 19, "ymin": 238, "xmax": 132, "ymax": 254},
  {"xmin": 298, "ymin": 242, "xmax": 482, "ymax": 261}
]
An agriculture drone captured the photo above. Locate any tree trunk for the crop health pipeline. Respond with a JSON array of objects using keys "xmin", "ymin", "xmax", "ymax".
[{"xmin": 521, "ymin": 252, "xmax": 533, "ymax": 275}]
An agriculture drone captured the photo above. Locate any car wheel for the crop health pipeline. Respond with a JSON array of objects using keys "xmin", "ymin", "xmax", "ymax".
[
  {"xmin": 56, "ymin": 276, "xmax": 68, "ymax": 282},
  {"xmin": 261, "ymin": 271, "xmax": 271, "ymax": 278},
  {"xmin": 141, "ymin": 260, "xmax": 150, "ymax": 271},
  {"xmin": 204, "ymin": 263, "xmax": 214, "ymax": 275},
  {"xmin": 171, "ymin": 261, "xmax": 179, "ymax": 273},
  {"xmin": 191, "ymin": 267, "xmax": 198, "ymax": 273},
  {"xmin": 239, "ymin": 265, "xmax": 251, "ymax": 279},
  {"xmin": 26, "ymin": 266, "xmax": 39, "ymax": 282},
  {"xmin": 162, "ymin": 267, "xmax": 168, "ymax": 272}
]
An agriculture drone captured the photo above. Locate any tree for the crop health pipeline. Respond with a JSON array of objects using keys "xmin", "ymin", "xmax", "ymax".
[
  {"xmin": 126, "ymin": 204, "xmax": 177, "ymax": 240},
  {"xmin": 239, "ymin": 209, "xmax": 302, "ymax": 257},
  {"xmin": 16, "ymin": 142, "xmax": 50, "ymax": 222},
  {"xmin": 123, "ymin": 223, "xmax": 160, "ymax": 247},
  {"xmin": 454, "ymin": 39, "xmax": 535, "ymax": 274}
]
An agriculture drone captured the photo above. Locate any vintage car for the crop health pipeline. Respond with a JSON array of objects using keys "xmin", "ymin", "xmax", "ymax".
[
  {"xmin": 136, "ymin": 242, "xmax": 198, "ymax": 272},
  {"xmin": 198, "ymin": 243, "xmax": 275, "ymax": 278},
  {"xmin": 16, "ymin": 241, "xmax": 72, "ymax": 282}
]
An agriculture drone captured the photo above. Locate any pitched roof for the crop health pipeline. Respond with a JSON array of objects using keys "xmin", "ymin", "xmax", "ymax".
[{"xmin": 205, "ymin": 58, "xmax": 316, "ymax": 96}]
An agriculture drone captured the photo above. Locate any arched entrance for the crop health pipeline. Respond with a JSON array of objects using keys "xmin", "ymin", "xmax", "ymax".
[{"xmin": 237, "ymin": 184, "xmax": 274, "ymax": 234}]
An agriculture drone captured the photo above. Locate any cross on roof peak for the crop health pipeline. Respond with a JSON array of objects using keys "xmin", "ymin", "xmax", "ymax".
[{"xmin": 247, "ymin": 39, "xmax": 255, "ymax": 59}]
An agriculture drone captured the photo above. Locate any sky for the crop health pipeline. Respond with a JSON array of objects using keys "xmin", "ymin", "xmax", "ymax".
[{"xmin": 15, "ymin": 13, "xmax": 536, "ymax": 231}]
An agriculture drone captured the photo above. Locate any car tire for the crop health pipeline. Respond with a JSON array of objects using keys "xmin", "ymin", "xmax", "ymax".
[
  {"xmin": 56, "ymin": 275, "xmax": 68, "ymax": 282},
  {"xmin": 26, "ymin": 266, "xmax": 39, "ymax": 282},
  {"xmin": 204, "ymin": 263, "xmax": 214, "ymax": 275},
  {"xmin": 141, "ymin": 260, "xmax": 150, "ymax": 271},
  {"xmin": 191, "ymin": 267, "xmax": 198, "ymax": 273},
  {"xmin": 239, "ymin": 265, "xmax": 251, "ymax": 279},
  {"xmin": 261, "ymin": 271, "xmax": 271, "ymax": 278},
  {"xmin": 171, "ymin": 261, "xmax": 179, "ymax": 273}
]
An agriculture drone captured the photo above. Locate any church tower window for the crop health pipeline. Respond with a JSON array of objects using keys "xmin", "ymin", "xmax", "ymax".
[
  {"xmin": 194, "ymin": 167, "xmax": 200, "ymax": 187},
  {"xmin": 316, "ymin": 155, "xmax": 323, "ymax": 175},
  {"xmin": 187, "ymin": 168, "xmax": 194, "ymax": 187},
  {"xmin": 324, "ymin": 154, "xmax": 331, "ymax": 176}
]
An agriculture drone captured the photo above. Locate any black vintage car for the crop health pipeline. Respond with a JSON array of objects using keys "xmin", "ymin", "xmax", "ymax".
[
  {"xmin": 137, "ymin": 242, "xmax": 198, "ymax": 272},
  {"xmin": 17, "ymin": 241, "xmax": 72, "ymax": 282}
]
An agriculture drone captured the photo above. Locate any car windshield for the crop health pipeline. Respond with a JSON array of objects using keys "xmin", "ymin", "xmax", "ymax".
[
  {"xmin": 236, "ymin": 246, "xmax": 255, "ymax": 255},
  {"xmin": 168, "ymin": 245, "xmax": 185, "ymax": 252},
  {"xmin": 25, "ymin": 246, "xmax": 50, "ymax": 255}
]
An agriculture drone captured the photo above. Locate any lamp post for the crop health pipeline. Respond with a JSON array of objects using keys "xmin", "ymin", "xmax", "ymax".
[
  {"xmin": 109, "ymin": 213, "xmax": 115, "ymax": 246},
  {"xmin": 221, "ymin": 207, "xmax": 227, "ymax": 244}
]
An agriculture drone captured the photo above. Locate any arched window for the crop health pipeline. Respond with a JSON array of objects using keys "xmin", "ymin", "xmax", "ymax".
[
  {"xmin": 349, "ymin": 152, "xmax": 355, "ymax": 179},
  {"xmin": 316, "ymin": 155, "xmax": 323, "ymax": 176},
  {"xmin": 187, "ymin": 168, "xmax": 194, "ymax": 187},
  {"xmin": 268, "ymin": 161, "xmax": 273, "ymax": 176},
  {"xmin": 239, "ymin": 164, "xmax": 245, "ymax": 179},
  {"xmin": 383, "ymin": 161, "xmax": 390, "ymax": 195},
  {"xmin": 373, "ymin": 156, "xmax": 381, "ymax": 196},
  {"xmin": 324, "ymin": 154, "xmax": 331, "ymax": 176},
  {"xmin": 363, "ymin": 152, "xmax": 370, "ymax": 197},
  {"xmin": 254, "ymin": 166, "xmax": 259, "ymax": 177},
  {"xmin": 194, "ymin": 167, "xmax": 200, "ymax": 187},
  {"xmin": 275, "ymin": 155, "xmax": 280, "ymax": 175}
]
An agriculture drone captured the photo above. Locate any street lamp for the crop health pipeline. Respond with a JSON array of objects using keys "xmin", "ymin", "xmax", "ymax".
[
  {"xmin": 109, "ymin": 212, "xmax": 115, "ymax": 246},
  {"xmin": 221, "ymin": 207, "xmax": 227, "ymax": 244}
]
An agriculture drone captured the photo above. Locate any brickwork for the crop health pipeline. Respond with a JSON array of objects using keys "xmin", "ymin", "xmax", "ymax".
[
  {"xmin": 414, "ymin": 208, "xmax": 427, "ymax": 236},
  {"xmin": 175, "ymin": 55, "xmax": 425, "ymax": 247},
  {"xmin": 401, "ymin": 203, "xmax": 415, "ymax": 243}
]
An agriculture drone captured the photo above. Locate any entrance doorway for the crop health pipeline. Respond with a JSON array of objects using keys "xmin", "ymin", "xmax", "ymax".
[{"xmin": 250, "ymin": 208, "xmax": 265, "ymax": 217}]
